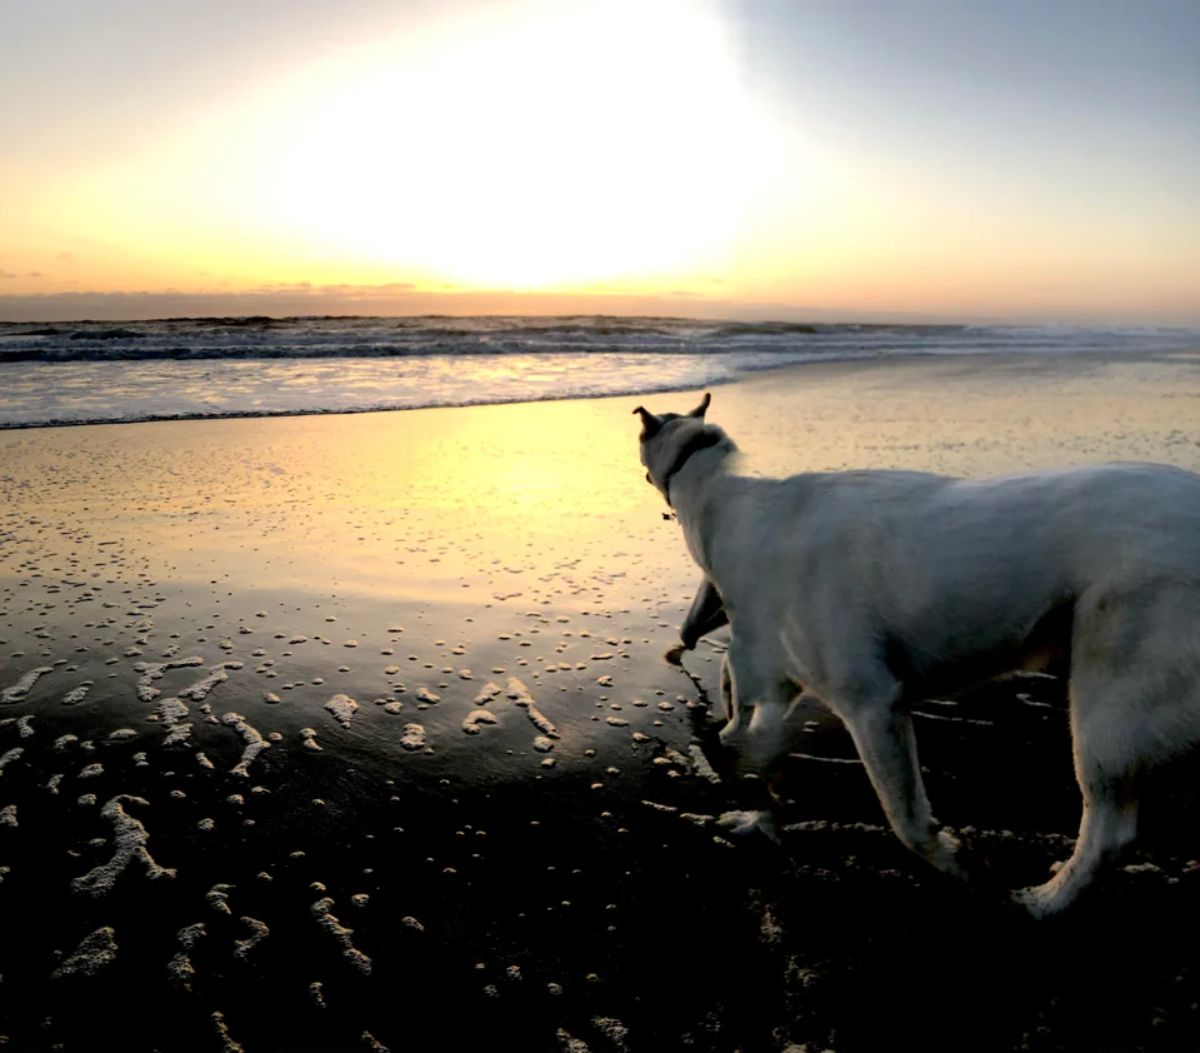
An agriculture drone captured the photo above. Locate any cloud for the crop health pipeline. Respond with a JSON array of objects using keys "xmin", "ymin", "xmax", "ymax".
[
  {"xmin": 0, "ymin": 282, "xmax": 733, "ymax": 323},
  {"xmin": 0, "ymin": 270, "xmax": 16, "ymax": 280}
]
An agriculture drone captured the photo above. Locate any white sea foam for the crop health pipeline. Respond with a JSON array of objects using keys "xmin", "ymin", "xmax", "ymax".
[
  {"xmin": 211, "ymin": 1010, "xmax": 245, "ymax": 1053},
  {"xmin": 324, "ymin": 694, "xmax": 359, "ymax": 728},
  {"xmin": 505, "ymin": 677, "xmax": 559, "ymax": 738},
  {"xmin": 220, "ymin": 712, "xmax": 270, "ymax": 777},
  {"xmin": 168, "ymin": 922, "xmax": 206, "ymax": 991},
  {"xmin": 687, "ymin": 744, "xmax": 721, "ymax": 784},
  {"xmin": 71, "ymin": 794, "xmax": 176, "ymax": 896},
  {"xmin": 311, "ymin": 896, "xmax": 372, "ymax": 975},
  {"xmin": 399, "ymin": 724, "xmax": 426, "ymax": 751},
  {"xmin": 5, "ymin": 315, "xmax": 1194, "ymax": 429},
  {"xmin": 62, "ymin": 683, "xmax": 92, "ymax": 706},
  {"xmin": 181, "ymin": 662, "xmax": 239, "ymax": 702},
  {"xmin": 207, "ymin": 883, "xmax": 234, "ymax": 914},
  {"xmin": 2, "ymin": 666, "xmax": 54, "ymax": 704},
  {"xmin": 462, "ymin": 710, "xmax": 499, "ymax": 734},
  {"xmin": 52, "ymin": 926, "xmax": 118, "ymax": 979},
  {"xmin": 234, "ymin": 916, "xmax": 269, "ymax": 961},
  {"xmin": 0, "ymin": 747, "xmax": 24, "ymax": 776}
]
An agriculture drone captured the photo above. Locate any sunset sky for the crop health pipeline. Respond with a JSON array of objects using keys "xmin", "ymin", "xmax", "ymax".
[{"xmin": 2, "ymin": 0, "xmax": 1198, "ymax": 323}]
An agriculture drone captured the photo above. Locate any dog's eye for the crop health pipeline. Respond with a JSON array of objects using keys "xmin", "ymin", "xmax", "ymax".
[{"xmin": 645, "ymin": 472, "xmax": 652, "ymax": 484}]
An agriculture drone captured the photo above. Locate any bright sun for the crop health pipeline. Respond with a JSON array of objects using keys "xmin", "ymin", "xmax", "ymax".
[{"xmin": 196, "ymin": 0, "xmax": 758, "ymax": 290}]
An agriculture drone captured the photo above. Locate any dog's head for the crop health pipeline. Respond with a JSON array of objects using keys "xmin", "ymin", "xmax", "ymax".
[{"xmin": 633, "ymin": 392, "xmax": 731, "ymax": 504}]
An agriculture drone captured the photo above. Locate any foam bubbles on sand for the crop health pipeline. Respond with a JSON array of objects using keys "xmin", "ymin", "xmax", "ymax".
[
  {"xmin": 462, "ymin": 710, "xmax": 499, "ymax": 735},
  {"xmin": 300, "ymin": 727, "xmax": 322, "ymax": 751},
  {"xmin": 687, "ymin": 744, "xmax": 721, "ymax": 784},
  {"xmin": 52, "ymin": 926, "xmax": 118, "ymax": 979},
  {"xmin": 0, "ymin": 747, "xmax": 24, "ymax": 776},
  {"xmin": 61, "ymin": 683, "xmax": 92, "ymax": 706},
  {"xmin": 207, "ymin": 883, "xmax": 234, "ymax": 915},
  {"xmin": 220, "ymin": 712, "xmax": 270, "ymax": 777},
  {"xmin": 168, "ymin": 922, "xmax": 206, "ymax": 991},
  {"xmin": 234, "ymin": 916, "xmax": 270, "ymax": 961},
  {"xmin": 311, "ymin": 896, "xmax": 373, "ymax": 975},
  {"xmin": 181, "ymin": 662, "xmax": 240, "ymax": 702},
  {"xmin": 591, "ymin": 1016, "xmax": 630, "ymax": 1052},
  {"xmin": 474, "ymin": 682, "xmax": 502, "ymax": 705},
  {"xmin": 506, "ymin": 677, "xmax": 560, "ymax": 739},
  {"xmin": 71, "ymin": 794, "xmax": 176, "ymax": 896},
  {"xmin": 155, "ymin": 697, "xmax": 192, "ymax": 747},
  {"xmin": 211, "ymin": 1009, "xmax": 246, "ymax": 1053},
  {"xmin": 2, "ymin": 665, "xmax": 54, "ymax": 704},
  {"xmin": 324, "ymin": 694, "xmax": 359, "ymax": 728},
  {"xmin": 400, "ymin": 724, "xmax": 426, "ymax": 751},
  {"xmin": 557, "ymin": 1029, "xmax": 593, "ymax": 1052},
  {"xmin": 135, "ymin": 656, "xmax": 203, "ymax": 702},
  {"xmin": 0, "ymin": 804, "xmax": 16, "ymax": 828}
]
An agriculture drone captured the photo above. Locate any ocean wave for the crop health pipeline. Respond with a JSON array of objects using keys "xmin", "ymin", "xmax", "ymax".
[
  {"xmin": 1, "ymin": 313, "xmax": 1196, "ymax": 364},
  {"xmin": 1, "ymin": 315, "xmax": 1197, "ymax": 429}
]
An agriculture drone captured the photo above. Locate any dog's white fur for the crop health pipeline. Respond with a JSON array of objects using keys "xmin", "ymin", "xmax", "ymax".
[{"xmin": 636, "ymin": 393, "xmax": 1200, "ymax": 917}]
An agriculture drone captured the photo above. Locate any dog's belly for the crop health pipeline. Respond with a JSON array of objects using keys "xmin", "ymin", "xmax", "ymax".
[{"xmin": 883, "ymin": 597, "xmax": 1073, "ymax": 697}]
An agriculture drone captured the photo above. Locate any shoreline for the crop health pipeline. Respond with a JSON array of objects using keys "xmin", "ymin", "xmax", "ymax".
[{"xmin": 2, "ymin": 345, "xmax": 1197, "ymax": 432}]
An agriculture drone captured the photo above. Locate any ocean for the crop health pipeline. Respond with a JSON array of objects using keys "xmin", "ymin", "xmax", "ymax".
[{"xmin": 1, "ymin": 314, "xmax": 1196, "ymax": 429}]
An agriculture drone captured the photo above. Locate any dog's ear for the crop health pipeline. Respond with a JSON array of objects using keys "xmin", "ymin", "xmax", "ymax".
[
  {"xmin": 688, "ymin": 392, "xmax": 711, "ymax": 419},
  {"xmin": 632, "ymin": 406, "xmax": 662, "ymax": 439}
]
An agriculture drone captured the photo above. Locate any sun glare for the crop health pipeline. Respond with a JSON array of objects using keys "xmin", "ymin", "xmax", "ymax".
[{"xmin": 125, "ymin": 0, "xmax": 760, "ymax": 292}]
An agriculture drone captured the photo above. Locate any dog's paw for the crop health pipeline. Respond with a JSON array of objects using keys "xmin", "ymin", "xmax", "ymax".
[
  {"xmin": 1011, "ymin": 884, "xmax": 1055, "ymax": 920},
  {"xmin": 928, "ymin": 828, "xmax": 972, "ymax": 880},
  {"xmin": 717, "ymin": 809, "xmax": 781, "ymax": 845}
]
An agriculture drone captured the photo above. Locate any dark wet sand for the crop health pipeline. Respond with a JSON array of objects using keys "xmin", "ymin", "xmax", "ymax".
[{"xmin": 4, "ymin": 349, "xmax": 1200, "ymax": 1052}]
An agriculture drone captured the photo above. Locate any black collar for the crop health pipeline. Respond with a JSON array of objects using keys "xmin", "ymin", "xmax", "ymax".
[{"xmin": 663, "ymin": 429, "xmax": 725, "ymax": 506}]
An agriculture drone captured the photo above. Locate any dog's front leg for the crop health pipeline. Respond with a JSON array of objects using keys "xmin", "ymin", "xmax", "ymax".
[
  {"xmin": 715, "ymin": 647, "xmax": 795, "ymax": 843},
  {"xmin": 838, "ymin": 698, "xmax": 968, "ymax": 881}
]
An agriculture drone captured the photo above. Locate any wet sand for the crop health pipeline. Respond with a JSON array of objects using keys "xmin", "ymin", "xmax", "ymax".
[{"xmin": 4, "ymin": 349, "xmax": 1200, "ymax": 1052}]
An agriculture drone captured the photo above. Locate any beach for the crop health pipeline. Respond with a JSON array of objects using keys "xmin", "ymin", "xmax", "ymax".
[{"xmin": 4, "ymin": 348, "xmax": 1200, "ymax": 1052}]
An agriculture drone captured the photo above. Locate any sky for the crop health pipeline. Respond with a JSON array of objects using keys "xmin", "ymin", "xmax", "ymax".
[{"xmin": 2, "ymin": 0, "xmax": 1198, "ymax": 323}]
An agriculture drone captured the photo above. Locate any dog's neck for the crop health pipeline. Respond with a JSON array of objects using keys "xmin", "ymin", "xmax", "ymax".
[
  {"xmin": 663, "ymin": 428, "xmax": 729, "ymax": 507},
  {"xmin": 665, "ymin": 437, "xmax": 737, "ymax": 571}
]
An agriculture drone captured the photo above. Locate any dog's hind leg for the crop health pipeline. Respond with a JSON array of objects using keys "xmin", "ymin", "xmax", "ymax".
[
  {"xmin": 1014, "ymin": 584, "xmax": 1200, "ymax": 917},
  {"xmin": 1013, "ymin": 762, "xmax": 1138, "ymax": 919},
  {"xmin": 719, "ymin": 654, "xmax": 733, "ymax": 723}
]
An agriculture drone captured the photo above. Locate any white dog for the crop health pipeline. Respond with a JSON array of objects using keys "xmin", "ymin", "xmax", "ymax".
[{"xmin": 635, "ymin": 392, "xmax": 1200, "ymax": 917}]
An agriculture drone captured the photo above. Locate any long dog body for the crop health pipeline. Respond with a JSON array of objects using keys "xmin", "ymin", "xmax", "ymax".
[{"xmin": 636, "ymin": 393, "xmax": 1200, "ymax": 917}]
